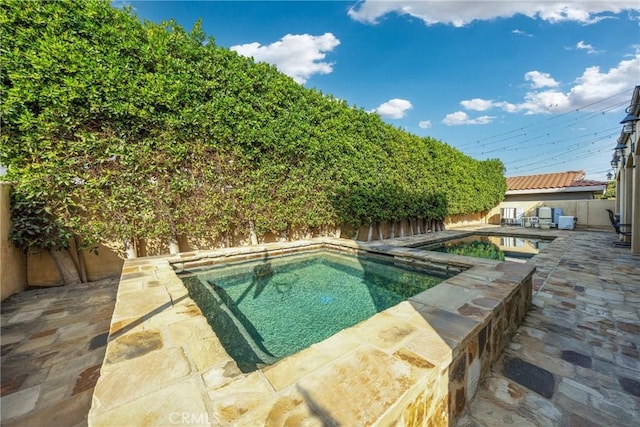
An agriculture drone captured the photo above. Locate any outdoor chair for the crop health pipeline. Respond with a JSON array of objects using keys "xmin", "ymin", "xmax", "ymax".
[{"xmin": 606, "ymin": 209, "xmax": 632, "ymax": 246}]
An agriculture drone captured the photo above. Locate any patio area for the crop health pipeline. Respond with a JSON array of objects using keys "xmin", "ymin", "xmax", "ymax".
[{"xmin": 1, "ymin": 228, "xmax": 638, "ymax": 426}]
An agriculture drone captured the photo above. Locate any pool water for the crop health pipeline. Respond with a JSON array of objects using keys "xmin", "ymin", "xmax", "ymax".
[
  {"xmin": 419, "ymin": 234, "xmax": 554, "ymax": 262},
  {"xmin": 180, "ymin": 250, "xmax": 449, "ymax": 372}
]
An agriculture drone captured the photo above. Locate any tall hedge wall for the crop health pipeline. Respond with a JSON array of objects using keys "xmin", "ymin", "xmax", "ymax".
[{"xmin": 0, "ymin": 0, "xmax": 505, "ymax": 250}]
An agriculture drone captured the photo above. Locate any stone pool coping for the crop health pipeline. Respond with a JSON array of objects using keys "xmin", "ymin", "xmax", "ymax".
[{"xmin": 88, "ymin": 235, "xmax": 537, "ymax": 426}]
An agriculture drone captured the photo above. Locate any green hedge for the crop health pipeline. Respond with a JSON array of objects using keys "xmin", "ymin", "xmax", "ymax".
[{"xmin": 1, "ymin": 0, "xmax": 505, "ymax": 249}]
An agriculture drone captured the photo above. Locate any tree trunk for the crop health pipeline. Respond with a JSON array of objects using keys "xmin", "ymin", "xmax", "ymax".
[
  {"xmin": 76, "ymin": 249, "xmax": 88, "ymax": 283},
  {"xmin": 367, "ymin": 223, "xmax": 373, "ymax": 242},
  {"xmin": 377, "ymin": 222, "xmax": 384, "ymax": 241},
  {"xmin": 335, "ymin": 225, "xmax": 341, "ymax": 239},
  {"xmin": 399, "ymin": 220, "xmax": 404, "ymax": 237},
  {"xmin": 390, "ymin": 222, "xmax": 396, "ymax": 239},
  {"xmin": 50, "ymin": 249, "xmax": 81, "ymax": 285},
  {"xmin": 249, "ymin": 220, "xmax": 259, "ymax": 245},
  {"xmin": 168, "ymin": 237, "xmax": 180, "ymax": 254},
  {"xmin": 124, "ymin": 239, "xmax": 137, "ymax": 259},
  {"xmin": 72, "ymin": 236, "xmax": 88, "ymax": 283}
]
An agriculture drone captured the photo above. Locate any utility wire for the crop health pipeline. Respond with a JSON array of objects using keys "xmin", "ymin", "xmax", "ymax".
[{"xmin": 456, "ymin": 87, "xmax": 632, "ymax": 150}]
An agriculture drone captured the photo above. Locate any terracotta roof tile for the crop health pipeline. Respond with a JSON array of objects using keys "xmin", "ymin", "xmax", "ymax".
[{"xmin": 506, "ymin": 171, "xmax": 606, "ymax": 191}]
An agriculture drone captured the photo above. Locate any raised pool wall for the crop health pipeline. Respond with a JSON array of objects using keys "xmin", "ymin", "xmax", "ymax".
[{"xmin": 88, "ymin": 236, "xmax": 535, "ymax": 426}]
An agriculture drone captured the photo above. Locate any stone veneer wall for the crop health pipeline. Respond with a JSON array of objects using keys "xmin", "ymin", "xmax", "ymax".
[
  {"xmin": 400, "ymin": 261, "xmax": 533, "ymax": 425},
  {"xmin": 89, "ymin": 236, "xmax": 535, "ymax": 426}
]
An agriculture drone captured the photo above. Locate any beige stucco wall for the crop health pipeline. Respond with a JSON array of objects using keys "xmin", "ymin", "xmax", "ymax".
[
  {"xmin": 1, "ymin": 182, "xmax": 27, "ymax": 301},
  {"xmin": 27, "ymin": 243, "xmax": 124, "ymax": 287},
  {"xmin": 487, "ymin": 199, "xmax": 616, "ymax": 229}
]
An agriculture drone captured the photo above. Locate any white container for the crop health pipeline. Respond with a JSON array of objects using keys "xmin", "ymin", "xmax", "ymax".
[
  {"xmin": 558, "ymin": 216, "xmax": 575, "ymax": 230},
  {"xmin": 539, "ymin": 207, "xmax": 552, "ymax": 220},
  {"xmin": 538, "ymin": 207, "xmax": 553, "ymax": 229}
]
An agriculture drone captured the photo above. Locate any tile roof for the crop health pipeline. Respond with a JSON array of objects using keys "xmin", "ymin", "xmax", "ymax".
[{"xmin": 506, "ymin": 171, "xmax": 606, "ymax": 191}]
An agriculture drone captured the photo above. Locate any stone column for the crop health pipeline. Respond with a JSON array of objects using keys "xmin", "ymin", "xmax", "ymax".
[{"xmin": 632, "ymin": 153, "xmax": 640, "ymax": 254}]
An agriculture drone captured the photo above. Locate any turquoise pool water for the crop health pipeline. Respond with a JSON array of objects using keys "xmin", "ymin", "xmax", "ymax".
[{"xmin": 180, "ymin": 250, "xmax": 449, "ymax": 372}]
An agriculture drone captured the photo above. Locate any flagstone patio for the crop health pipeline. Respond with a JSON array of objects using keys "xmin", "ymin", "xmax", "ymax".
[{"xmin": 1, "ymin": 228, "xmax": 638, "ymax": 426}]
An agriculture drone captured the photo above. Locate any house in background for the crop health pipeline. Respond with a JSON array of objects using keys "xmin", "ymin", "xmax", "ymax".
[
  {"xmin": 505, "ymin": 171, "xmax": 606, "ymax": 202},
  {"xmin": 487, "ymin": 170, "xmax": 611, "ymax": 228}
]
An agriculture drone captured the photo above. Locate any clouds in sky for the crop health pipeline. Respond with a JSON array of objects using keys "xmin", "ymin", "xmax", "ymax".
[
  {"xmin": 230, "ymin": 33, "xmax": 340, "ymax": 84},
  {"xmin": 373, "ymin": 98, "xmax": 413, "ymax": 119},
  {"xmin": 348, "ymin": 1, "xmax": 640, "ymax": 26},
  {"xmin": 576, "ymin": 40, "xmax": 598, "ymax": 54},
  {"xmin": 512, "ymin": 29, "xmax": 533, "ymax": 37},
  {"xmin": 418, "ymin": 120, "xmax": 432, "ymax": 129},
  {"xmin": 525, "ymin": 71, "xmax": 560, "ymax": 89},
  {"xmin": 444, "ymin": 53, "xmax": 640, "ymax": 125},
  {"xmin": 443, "ymin": 112, "xmax": 495, "ymax": 126}
]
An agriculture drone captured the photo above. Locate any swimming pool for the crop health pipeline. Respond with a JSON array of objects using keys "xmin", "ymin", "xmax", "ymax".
[
  {"xmin": 180, "ymin": 249, "xmax": 451, "ymax": 372},
  {"xmin": 91, "ymin": 237, "xmax": 538, "ymax": 426},
  {"xmin": 417, "ymin": 234, "xmax": 554, "ymax": 262}
]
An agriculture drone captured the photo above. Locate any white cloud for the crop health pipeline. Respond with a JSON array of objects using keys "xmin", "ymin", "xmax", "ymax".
[
  {"xmin": 525, "ymin": 71, "xmax": 560, "ymax": 89},
  {"xmin": 452, "ymin": 53, "xmax": 640, "ymax": 117},
  {"xmin": 418, "ymin": 120, "xmax": 432, "ymax": 129},
  {"xmin": 230, "ymin": 33, "xmax": 340, "ymax": 84},
  {"xmin": 576, "ymin": 40, "xmax": 598, "ymax": 54},
  {"xmin": 443, "ymin": 111, "xmax": 495, "ymax": 126},
  {"xmin": 372, "ymin": 98, "xmax": 413, "ymax": 119},
  {"xmin": 461, "ymin": 98, "xmax": 496, "ymax": 111},
  {"xmin": 348, "ymin": 1, "xmax": 639, "ymax": 26},
  {"xmin": 512, "ymin": 29, "xmax": 533, "ymax": 37},
  {"xmin": 568, "ymin": 54, "xmax": 640, "ymax": 105}
]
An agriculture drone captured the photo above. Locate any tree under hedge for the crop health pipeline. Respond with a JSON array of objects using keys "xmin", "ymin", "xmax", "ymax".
[{"xmin": 1, "ymin": 0, "xmax": 506, "ymax": 255}]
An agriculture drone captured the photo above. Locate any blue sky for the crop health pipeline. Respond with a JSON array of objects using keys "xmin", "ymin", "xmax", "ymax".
[{"xmin": 125, "ymin": 1, "xmax": 640, "ymax": 181}]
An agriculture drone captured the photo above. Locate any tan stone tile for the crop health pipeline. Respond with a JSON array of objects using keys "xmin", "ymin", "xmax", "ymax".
[
  {"xmin": 90, "ymin": 379, "xmax": 210, "ymax": 427},
  {"xmin": 296, "ymin": 345, "xmax": 425, "ymax": 426},
  {"xmin": 411, "ymin": 306, "xmax": 480, "ymax": 347},
  {"xmin": 409, "ymin": 283, "xmax": 484, "ymax": 313},
  {"xmin": 166, "ymin": 283, "xmax": 190, "ymax": 303},
  {"xmin": 93, "ymin": 347, "xmax": 191, "ymax": 410},
  {"xmin": 167, "ymin": 317, "xmax": 215, "ymax": 346},
  {"xmin": 104, "ymin": 329, "xmax": 163, "ymax": 365},
  {"xmin": 108, "ymin": 316, "xmax": 145, "ymax": 336},
  {"xmin": 263, "ymin": 331, "xmax": 362, "ymax": 391},
  {"xmin": 187, "ymin": 337, "xmax": 233, "ymax": 372},
  {"xmin": 383, "ymin": 300, "xmax": 422, "ymax": 319},
  {"xmin": 111, "ymin": 287, "xmax": 171, "ymax": 322},
  {"xmin": 208, "ymin": 371, "xmax": 275, "ymax": 425},
  {"xmin": 247, "ymin": 390, "xmax": 324, "ymax": 427},
  {"xmin": 144, "ymin": 309, "xmax": 191, "ymax": 330},
  {"xmin": 393, "ymin": 347, "xmax": 436, "ymax": 370},
  {"xmin": 201, "ymin": 360, "xmax": 243, "ymax": 390},
  {"xmin": 112, "ymin": 279, "xmax": 144, "ymax": 293},
  {"xmin": 401, "ymin": 330, "xmax": 454, "ymax": 369},
  {"xmin": 350, "ymin": 312, "xmax": 419, "ymax": 352}
]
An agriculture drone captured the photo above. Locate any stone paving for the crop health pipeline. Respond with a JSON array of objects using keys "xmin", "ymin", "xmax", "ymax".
[
  {"xmin": 1, "ymin": 278, "xmax": 118, "ymax": 427},
  {"xmin": 1, "ymin": 229, "xmax": 638, "ymax": 426},
  {"xmin": 457, "ymin": 230, "xmax": 640, "ymax": 427}
]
